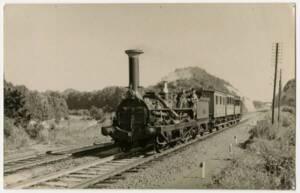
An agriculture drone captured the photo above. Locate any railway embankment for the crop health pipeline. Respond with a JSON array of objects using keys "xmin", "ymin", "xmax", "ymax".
[
  {"xmin": 103, "ymin": 109, "xmax": 294, "ymax": 189},
  {"xmin": 206, "ymin": 106, "xmax": 295, "ymax": 189}
]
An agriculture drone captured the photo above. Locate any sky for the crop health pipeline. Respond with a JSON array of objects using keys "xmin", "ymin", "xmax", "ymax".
[{"xmin": 4, "ymin": 3, "xmax": 295, "ymax": 102}]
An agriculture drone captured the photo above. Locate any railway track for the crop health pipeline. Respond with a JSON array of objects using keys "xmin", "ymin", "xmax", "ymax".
[
  {"xmin": 6, "ymin": 112, "xmax": 258, "ymax": 189},
  {"xmin": 4, "ymin": 142, "xmax": 116, "ymax": 175}
]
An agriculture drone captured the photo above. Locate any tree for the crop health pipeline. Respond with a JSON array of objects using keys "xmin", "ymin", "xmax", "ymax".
[{"xmin": 4, "ymin": 81, "xmax": 30, "ymax": 127}]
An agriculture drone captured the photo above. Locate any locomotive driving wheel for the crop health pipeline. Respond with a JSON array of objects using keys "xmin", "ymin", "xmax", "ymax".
[
  {"xmin": 119, "ymin": 143, "xmax": 132, "ymax": 152},
  {"xmin": 154, "ymin": 135, "xmax": 167, "ymax": 153},
  {"xmin": 182, "ymin": 127, "xmax": 198, "ymax": 142},
  {"xmin": 191, "ymin": 127, "xmax": 198, "ymax": 139}
]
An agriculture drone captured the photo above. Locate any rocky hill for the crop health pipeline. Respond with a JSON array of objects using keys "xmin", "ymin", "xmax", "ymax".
[
  {"xmin": 149, "ymin": 67, "xmax": 255, "ymax": 112},
  {"xmin": 160, "ymin": 67, "xmax": 233, "ymax": 93}
]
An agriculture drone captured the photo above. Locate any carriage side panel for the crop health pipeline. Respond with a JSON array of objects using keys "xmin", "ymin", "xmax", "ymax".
[{"xmin": 196, "ymin": 98, "xmax": 210, "ymax": 119}]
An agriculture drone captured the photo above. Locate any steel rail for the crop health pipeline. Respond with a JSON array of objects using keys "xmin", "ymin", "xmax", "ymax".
[
  {"xmin": 4, "ymin": 142, "xmax": 116, "ymax": 175},
  {"xmin": 6, "ymin": 154, "xmax": 121, "ymax": 189},
  {"xmin": 6, "ymin": 112, "xmax": 258, "ymax": 189}
]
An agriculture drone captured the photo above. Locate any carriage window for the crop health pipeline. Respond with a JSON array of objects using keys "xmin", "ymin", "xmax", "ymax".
[{"xmin": 215, "ymin": 96, "xmax": 218, "ymax": 104}]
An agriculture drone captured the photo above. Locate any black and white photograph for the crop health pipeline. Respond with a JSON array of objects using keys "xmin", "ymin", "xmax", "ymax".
[{"xmin": 2, "ymin": 2, "xmax": 297, "ymax": 190}]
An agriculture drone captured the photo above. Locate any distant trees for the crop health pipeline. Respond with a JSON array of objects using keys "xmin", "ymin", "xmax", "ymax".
[
  {"xmin": 4, "ymin": 80, "xmax": 128, "ymax": 127},
  {"xmin": 63, "ymin": 86, "xmax": 126, "ymax": 112},
  {"xmin": 253, "ymin": 101, "xmax": 267, "ymax": 109}
]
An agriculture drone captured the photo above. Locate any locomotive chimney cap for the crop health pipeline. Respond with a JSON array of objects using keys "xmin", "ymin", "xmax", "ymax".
[{"xmin": 125, "ymin": 49, "xmax": 144, "ymax": 56}]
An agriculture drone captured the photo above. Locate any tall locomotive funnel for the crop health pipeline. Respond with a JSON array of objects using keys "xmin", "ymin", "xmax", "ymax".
[{"xmin": 125, "ymin": 49, "xmax": 144, "ymax": 91}]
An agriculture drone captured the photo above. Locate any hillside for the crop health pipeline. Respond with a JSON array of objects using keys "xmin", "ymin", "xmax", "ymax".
[
  {"xmin": 253, "ymin": 100, "xmax": 271, "ymax": 111},
  {"xmin": 157, "ymin": 67, "xmax": 233, "ymax": 93},
  {"xmin": 150, "ymin": 67, "xmax": 255, "ymax": 112}
]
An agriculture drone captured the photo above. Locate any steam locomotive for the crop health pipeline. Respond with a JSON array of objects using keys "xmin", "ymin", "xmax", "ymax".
[{"xmin": 102, "ymin": 49, "xmax": 242, "ymax": 152}]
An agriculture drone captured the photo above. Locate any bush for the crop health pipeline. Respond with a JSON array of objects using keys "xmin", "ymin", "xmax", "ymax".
[
  {"xmin": 69, "ymin": 109, "xmax": 90, "ymax": 116},
  {"xmin": 281, "ymin": 117, "xmax": 290, "ymax": 127},
  {"xmin": 26, "ymin": 121, "xmax": 43, "ymax": 138},
  {"xmin": 209, "ymin": 154, "xmax": 273, "ymax": 189},
  {"xmin": 37, "ymin": 126, "xmax": 50, "ymax": 143},
  {"xmin": 249, "ymin": 119, "xmax": 277, "ymax": 140},
  {"xmin": 210, "ymin": 110, "xmax": 295, "ymax": 189},
  {"xmin": 281, "ymin": 106, "xmax": 295, "ymax": 114},
  {"xmin": 4, "ymin": 117, "xmax": 14, "ymax": 137},
  {"xmin": 4, "ymin": 117, "xmax": 31, "ymax": 150},
  {"xmin": 89, "ymin": 106, "xmax": 104, "ymax": 121},
  {"xmin": 78, "ymin": 109, "xmax": 90, "ymax": 116},
  {"xmin": 210, "ymin": 147, "xmax": 295, "ymax": 189}
]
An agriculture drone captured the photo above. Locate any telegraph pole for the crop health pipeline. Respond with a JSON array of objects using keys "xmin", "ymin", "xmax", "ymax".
[
  {"xmin": 278, "ymin": 69, "xmax": 282, "ymax": 122},
  {"xmin": 271, "ymin": 43, "xmax": 279, "ymax": 124}
]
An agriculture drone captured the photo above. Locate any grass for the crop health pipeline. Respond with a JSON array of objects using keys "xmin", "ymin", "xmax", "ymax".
[
  {"xmin": 208, "ymin": 106, "xmax": 296, "ymax": 189},
  {"xmin": 4, "ymin": 115, "xmax": 112, "ymax": 155},
  {"xmin": 4, "ymin": 117, "xmax": 32, "ymax": 151},
  {"xmin": 50, "ymin": 115, "xmax": 111, "ymax": 146}
]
